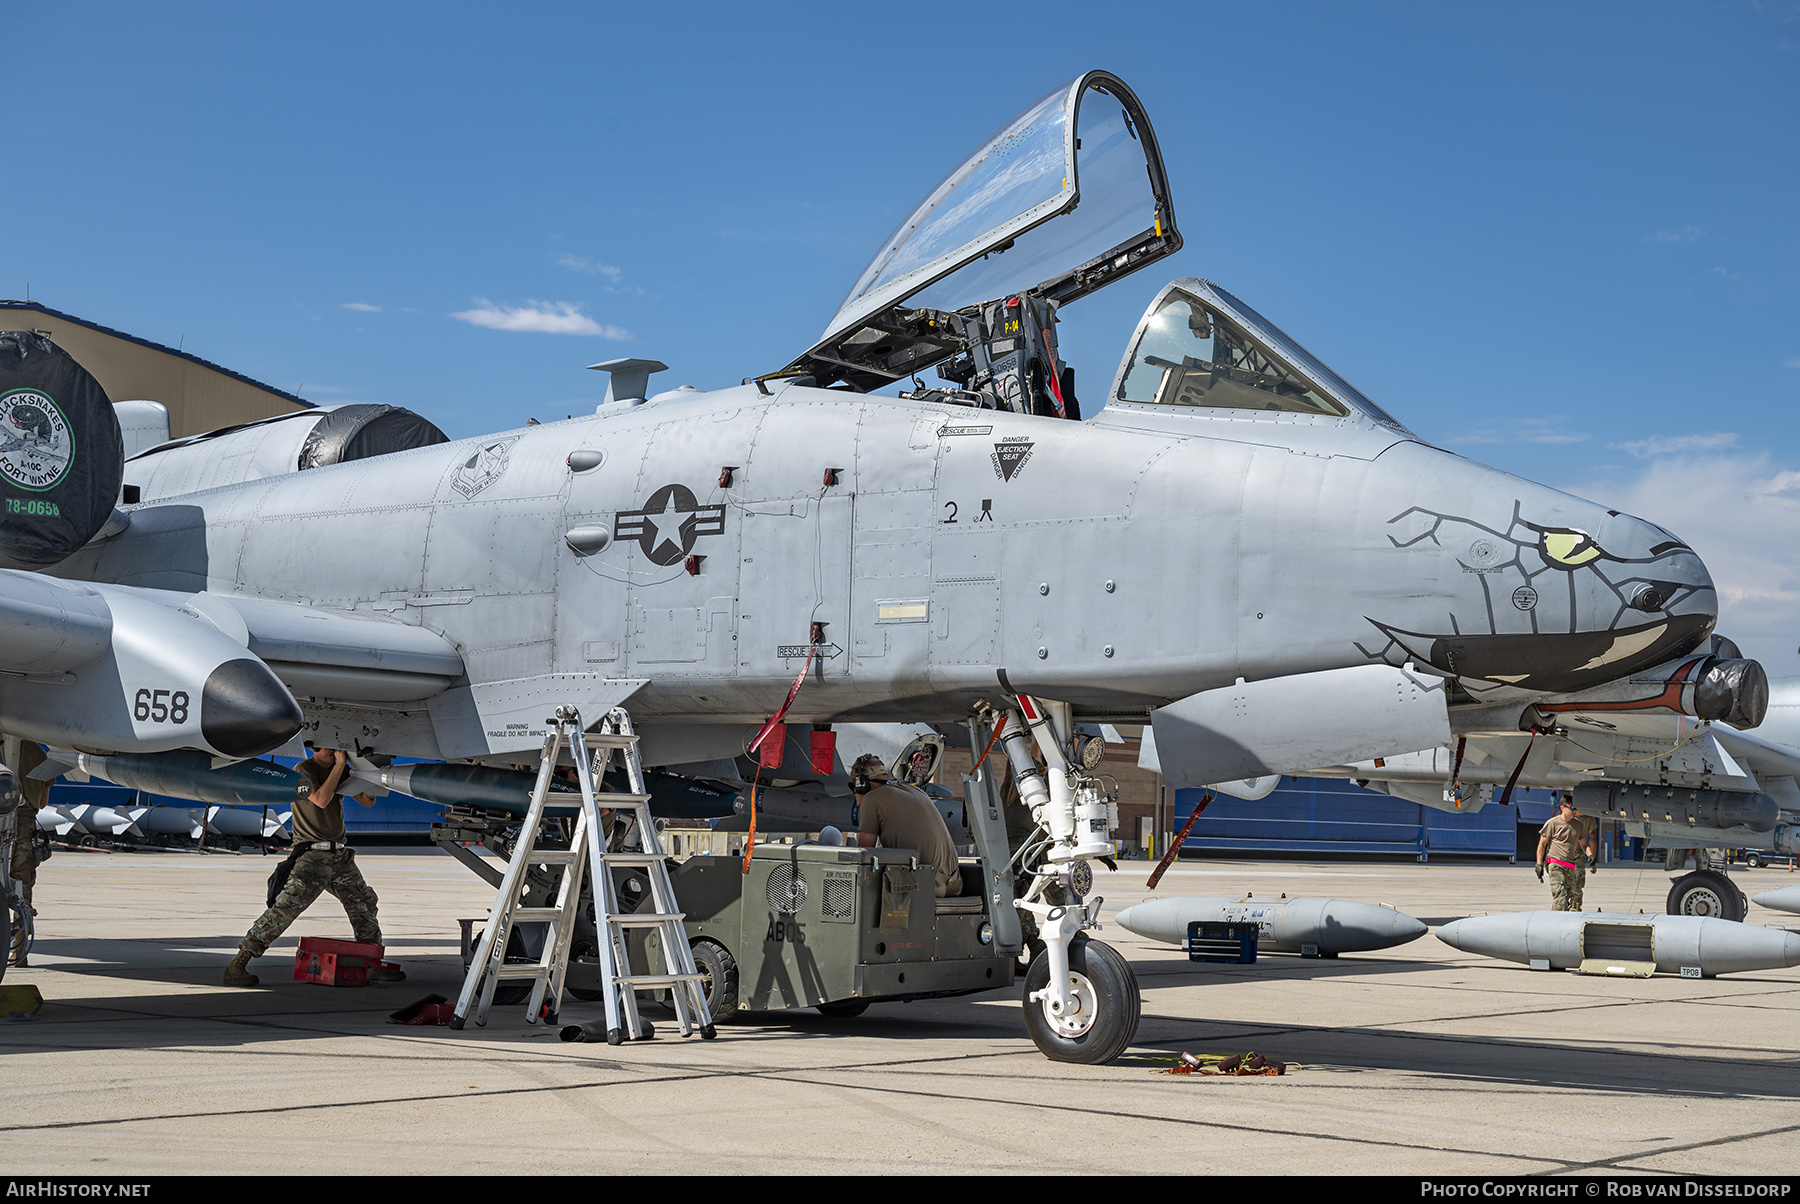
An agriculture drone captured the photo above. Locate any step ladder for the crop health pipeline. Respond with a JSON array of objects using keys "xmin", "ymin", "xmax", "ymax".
[{"xmin": 449, "ymin": 704, "xmax": 715, "ymax": 1042}]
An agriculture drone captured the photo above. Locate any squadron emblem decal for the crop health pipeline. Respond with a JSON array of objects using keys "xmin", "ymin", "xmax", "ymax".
[
  {"xmin": 0, "ymin": 389, "xmax": 75, "ymax": 492},
  {"xmin": 615, "ymin": 483, "xmax": 727, "ymax": 566},
  {"xmin": 450, "ymin": 436, "xmax": 520, "ymax": 499},
  {"xmin": 991, "ymin": 437, "xmax": 1034, "ymax": 482}
]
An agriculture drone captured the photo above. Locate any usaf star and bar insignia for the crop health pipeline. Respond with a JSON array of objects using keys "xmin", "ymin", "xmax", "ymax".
[{"xmin": 614, "ymin": 483, "xmax": 727, "ymax": 566}]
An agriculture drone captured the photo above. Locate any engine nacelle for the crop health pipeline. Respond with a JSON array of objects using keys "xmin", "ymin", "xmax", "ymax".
[
  {"xmin": 0, "ymin": 332, "xmax": 124, "ymax": 570},
  {"xmin": 1536, "ymin": 651, "xmax": 1769, "ymax": 730},
  {"xmin": 126, "ymin": 403, "xmax": 448, "ymax": 501}
]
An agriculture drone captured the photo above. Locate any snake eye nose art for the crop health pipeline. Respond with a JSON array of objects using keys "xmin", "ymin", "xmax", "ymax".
[
  {"xmin": 1538, "ymin": 528, "xmax": 1603, "ymax": 567},
  {"xmin": 1364, "ymin": 500, "xmax": 1716, "ymax": 696}
]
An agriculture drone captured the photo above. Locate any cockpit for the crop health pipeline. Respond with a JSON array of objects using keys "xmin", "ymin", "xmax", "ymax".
[
  {"xmin": 1110, "ymin": 280, "xmax": 1409, "ymax": 430},
  {"xmin": 775, "ymin": 70, "xmax": 1406, "ymax": 436}
]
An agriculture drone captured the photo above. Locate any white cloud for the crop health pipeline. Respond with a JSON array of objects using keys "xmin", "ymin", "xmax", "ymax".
[
  {"xmin": 555, "ymin": 254, "xmax": 622, "ymax": 281},
  {"xmin": 1608, "ymin": 431, "xmax": 1739, "ymax": 458},
  {"xmin": 341, "ymin": 302, "xmax": 382, "ymax": 312},
  {"xmin": 449, "ymin": 299, "xmax": 630, "ymax": 338},
  {"xmin": 1645, "ymin": 226, "xmax": 1704, "ymax": 244},
  {"xmin": 1565, "ymin": 452, "xmax": 1800, "ymax": 678},
  {"xmin": 1448, "ymin": 417, "xmax": 1587, "ymax": 446}
]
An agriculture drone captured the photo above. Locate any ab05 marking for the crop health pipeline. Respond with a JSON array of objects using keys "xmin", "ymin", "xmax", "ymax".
[{"xmin": 766, "ymin": 914, "xmax": 806, "ymax": 945}]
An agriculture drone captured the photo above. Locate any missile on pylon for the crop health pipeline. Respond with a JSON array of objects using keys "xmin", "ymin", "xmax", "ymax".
[
  {"xmin": 1114, "ymin": 895, "xmax": 1428, "ymax": 956},
  {"xmin": 1751, "ymin": 886, "xmax": 1800, "ymax": 916},
  {"xmin": 69, "ymin": 750, "xmax": 311, "ymax": 808},
  {"xmin": 357, "ymin": 761, "xmax": 736, "ymax": 819},
  {"xmin": 1435, "ymin": 911, "xmax": 1800, "ymax": 977}
]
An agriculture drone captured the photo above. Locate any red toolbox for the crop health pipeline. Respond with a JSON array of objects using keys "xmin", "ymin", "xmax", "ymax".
[{"xmin": 294, "ymin": 937, "xmax": 388, "ymax": 986}]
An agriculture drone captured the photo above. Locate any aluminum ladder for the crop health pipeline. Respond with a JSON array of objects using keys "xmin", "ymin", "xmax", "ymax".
[{"xmin": 450, "ymin": 704, "xmax": 715, "ymax": 1042}]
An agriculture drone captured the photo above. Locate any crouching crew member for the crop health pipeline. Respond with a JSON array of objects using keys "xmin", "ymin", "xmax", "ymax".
[
  {"xmin": 849, "ymin": 753, "xmax": 963, "ymax": 899},
  {"xmin": 224, "ymin": 744, "xmax": 402, "ymax": 987}
]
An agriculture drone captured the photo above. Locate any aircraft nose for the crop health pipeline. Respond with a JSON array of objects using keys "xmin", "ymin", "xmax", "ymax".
[{"xmin": 1370, "ymin": 451, "xmax": 1720, "ymax": 695}]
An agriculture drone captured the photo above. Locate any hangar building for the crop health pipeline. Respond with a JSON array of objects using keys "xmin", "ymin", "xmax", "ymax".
[{"xmin": 0, "ymin": 300, "xmax": 310, "ymax": 438}]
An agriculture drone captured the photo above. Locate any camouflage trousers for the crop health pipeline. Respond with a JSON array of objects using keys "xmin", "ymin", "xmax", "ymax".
[
  {"xmin": 1549, "ymin": 863, "xmax": 1585, "ymax": 911},
  {"xmin": 242, "ymin": 848, "xmax": 380, "ymax": 956},
  {"xmin": 9, "ymin": 803, "xmax": 37, "ymax": 911}
]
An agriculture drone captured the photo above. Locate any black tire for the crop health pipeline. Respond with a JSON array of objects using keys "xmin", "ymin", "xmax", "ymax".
[
  {"xmin": 1667, "ymin": 870, "xmax": 1748, "ymax": 923},
  {"xmin": 815, "ymin": 1000, "xmax": 869, "ymax": 1018},
  {"xmin": 1020, "ymin": 937, "xmax": 1140, "ymax": 1065},
  {"xmin": 691, "ymin": 938, "xmax": 739, "ymax": 1023},
  {"xmin": 1746, "ymin": 853, "xmax": 1764, "ymax": 869}
]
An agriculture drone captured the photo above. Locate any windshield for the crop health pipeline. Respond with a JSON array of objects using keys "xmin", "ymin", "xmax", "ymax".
[{"xmin": 1115, "ymin": 283, "xmax": 1405, "ymax": 427}]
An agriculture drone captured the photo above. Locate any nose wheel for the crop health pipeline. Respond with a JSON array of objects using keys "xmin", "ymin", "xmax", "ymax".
[{"xmin": 1020, "ymin": 937, "xmax": 1140, "ymax": 1064}]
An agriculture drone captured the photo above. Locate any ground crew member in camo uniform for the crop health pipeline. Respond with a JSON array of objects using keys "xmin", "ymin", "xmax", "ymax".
[
  {"xmin": 9, "ymin": 741, "xmax": 49, "ymax": 915},
  {"xmin": 1536, "ymin": 794, "xmax": 1597, "ymax": 911},
  {"xmin": 223, "ymin": 744, "xmax": 403, "ymax": 987}
]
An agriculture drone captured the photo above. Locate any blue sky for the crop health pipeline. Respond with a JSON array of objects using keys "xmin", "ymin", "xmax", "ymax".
[{"xmin": 7, "ymin": 2, "xmax": 1800, "ymax": 668}]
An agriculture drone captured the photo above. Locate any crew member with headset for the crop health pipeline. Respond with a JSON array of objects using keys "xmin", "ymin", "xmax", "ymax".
[
  {"xmin": 224, "ymin": 743, "xmax": 403, "ymax": 987},
  {"xmin": 849, "ymin": 753, "xmax": 963, "ymax": 898}
]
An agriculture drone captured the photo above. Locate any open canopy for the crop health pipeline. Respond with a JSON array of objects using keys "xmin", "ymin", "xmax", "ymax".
[{"xmin": 782, "ymin": 70, "xmax": 1181, "ymax": 391}]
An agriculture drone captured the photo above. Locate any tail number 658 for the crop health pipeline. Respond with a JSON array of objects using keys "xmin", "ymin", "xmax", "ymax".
[{"xmin": 134, "ymin": 689, "xmax": 191, "ymax": 724}]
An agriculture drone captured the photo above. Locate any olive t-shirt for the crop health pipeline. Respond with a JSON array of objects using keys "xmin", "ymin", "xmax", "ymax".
[
  {"xmin": 857, "ymin": 781, "xmax": 961, "ymax": 893},
  {"xmin": 294, "ymin": 757, "xmax": 348, "ymax": 844},
  {"xmin": 1539, "ymin": 812, "xmax": 1594, "ymax": 866}
]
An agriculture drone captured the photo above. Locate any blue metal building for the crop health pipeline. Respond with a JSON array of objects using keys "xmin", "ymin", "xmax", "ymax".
[{"xmin": 1174, "ymin": 777, "xmax": 1563, "ymax": 860}]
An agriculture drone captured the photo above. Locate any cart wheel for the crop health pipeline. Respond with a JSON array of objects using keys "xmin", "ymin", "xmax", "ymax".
[
  {"xmin": 1667, "ymin": 870, "xmax": 1747, "ymax": 922},
  {"xmin": 815, "ymin": 1000, "xmax": 869, "ymax": 1019},
  {"xmin": 1021, "ymin": 937, "xmax": 1140, "ymax": 1065},
  {"xmin": 690, "ymin": 938, "xmax": 739, "ymax": 1023}
]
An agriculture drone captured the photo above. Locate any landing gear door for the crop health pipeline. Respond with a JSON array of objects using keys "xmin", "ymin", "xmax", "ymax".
[{"xmin": 779, "ymin": 70, "xmax": 1183, "ymax": 393}]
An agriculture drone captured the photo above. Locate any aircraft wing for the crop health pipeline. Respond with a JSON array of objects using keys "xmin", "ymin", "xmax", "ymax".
[
  {"xmin": 0, "ymin": 569, "xmax": 465, "ymax": 758},
  {"xmin": 219, "ymin": 594, "xmax": 466, "ymax": 703},
  {"xmin": 1713, "ymin": 725, "xmax": 1800, "ymax": 781}
]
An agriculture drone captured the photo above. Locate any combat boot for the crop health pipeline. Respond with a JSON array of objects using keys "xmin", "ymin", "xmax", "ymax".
[
  {"xmin": 367, "ymin": 962, "xmax": 406, "ymax": 984},
  {"xmin": 223, "ymin": 949, "xmax": 259, "ymax": 987}
]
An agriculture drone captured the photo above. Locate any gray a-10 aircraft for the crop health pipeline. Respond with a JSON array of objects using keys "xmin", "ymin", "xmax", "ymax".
[{"xmin": 0, "ymin": 69, "xmax": 1757, "ymax": 1061}]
